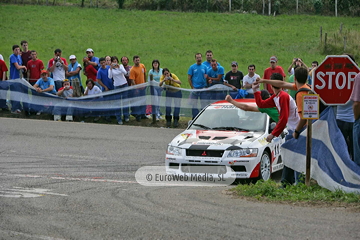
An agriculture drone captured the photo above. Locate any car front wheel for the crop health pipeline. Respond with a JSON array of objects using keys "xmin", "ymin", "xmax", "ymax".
[{"xmin": 259, "ymin": 151, "xmax": 271, "ymax": 181}]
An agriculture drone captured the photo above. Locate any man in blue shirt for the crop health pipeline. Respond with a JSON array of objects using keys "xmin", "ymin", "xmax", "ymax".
[
  {"xmin": 9, "ymin": 45, "xmax": 27, "ymax": 113},
  {"xmin": 206, "ymin": 59, "xmax": 225, "ymax": 101},
  {"xmin": 10, "ymin": 45, "xmax": 26, "ymax": 80},
  {"xmin": 96, "ymin": 57, "xmax": 114, "ymax": 91},
  {"xmin": 202, "ymin": 50, "xmax": 221, "ymax": 70},
  {"xmin": 84, "ymin": 48, "xmax": 100, "ymax": 70},
  {"xmin": 34, "ymin": 70, "xmax": 56, "ymax": 94},
  {"xmin": 66, "ymin": 54, "xmax": 82, "ymax": 90},
  {"xmin": 188, "ymin": 53, "xmax": 208, "ymax": 119}
]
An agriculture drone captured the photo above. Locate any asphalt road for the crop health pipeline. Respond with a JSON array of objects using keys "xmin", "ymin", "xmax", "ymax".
[{"xmin": 0, "ymin": 118, "xmax": 359, "ymax": 240}]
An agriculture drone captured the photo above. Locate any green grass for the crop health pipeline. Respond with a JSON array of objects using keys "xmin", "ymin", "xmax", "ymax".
[
  {"xmin": 1, "ymin": 4, "xmax": 359, "ymax": 89},
  {"xmin": 232, "ymin": 180, "xmax": 360, "ymax": 205}
]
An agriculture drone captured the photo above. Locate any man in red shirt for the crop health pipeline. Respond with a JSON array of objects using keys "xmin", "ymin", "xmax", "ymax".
[
  {"xmin": 0, "ymin": 59, "xmax": 9, "ymax": 110},
  {"xmin": 0, "ymin": 59, "xmax": 8, "ymax": 81},
  {"xmin": 263, "ymin": 56, "xmax": 286, "ymax": 95},
  {"xmin": 20, "ymin": 40, "xmax": 32, "ymax": 69},
  {"xmin": 27, "ymin": 50, "xmax": 44, "ymax": 85}
]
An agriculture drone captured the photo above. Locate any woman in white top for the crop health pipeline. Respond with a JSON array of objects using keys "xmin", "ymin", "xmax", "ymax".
[
  {"xmin": 108, "ymin": 56, "xmax": 129, "ymax": 125},
  {"xmin": 84, "ymin": 79, "xmax": 102, "ymax": 95},
  {"xmin": 108, "ymin": 56, "xmax": 128, "ymax": 87}
]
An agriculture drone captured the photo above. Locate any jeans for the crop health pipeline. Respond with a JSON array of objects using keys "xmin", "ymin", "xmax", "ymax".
[
  {"xmin": 165, "ymin": 90, "xmax": 182, "ymax": 117},
  {"xmin": 336, "ymin": 119, "xmax": 354, "ymax": 159},
  {"xmin": 150, "ymin": 85, "xmax": 163, "ymax": 117},
  {"xmin": 189, "ymin": 90, "xmax": 208, "ymax": 119},
  {"xmin": 114, "ymin": 83, "xmax": 129, "ymax": 122},
  {"xmin": 54, "ymin": 80, "xmax": 63, "ymax": 92},
  {"xmin": 132, "ymin": 87, "xmax": 146, "ymax": 117},
  {"xmin": 281, "ymin": 129, "xmax": 304, "ymax": 185},
  {"xmin": 353, "ymin": 118, "xmax": 360, "ymax": 165}
]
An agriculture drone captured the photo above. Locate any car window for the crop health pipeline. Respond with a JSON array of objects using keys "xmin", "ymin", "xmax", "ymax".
[{"xmin": 189, "ymin": 105, "xmax": 266, "ymax": 131}]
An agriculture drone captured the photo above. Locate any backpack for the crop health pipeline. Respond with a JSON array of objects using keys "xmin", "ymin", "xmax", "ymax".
[{"xmin": 295, "ymin": 84, "xmax": 328, "ymax": 114}]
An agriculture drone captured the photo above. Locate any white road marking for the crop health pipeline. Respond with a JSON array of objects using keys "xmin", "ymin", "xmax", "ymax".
[
  {"xmin": 0, "ymin": 187, "xmax": 68, "ymax": 198},
  {"xmin": 1, "ymin": 173, "xmax": 138, "ymax": 184},
  {"xmin": 0, "ymin": 229, "xmax": 65, "ymax": 240}
]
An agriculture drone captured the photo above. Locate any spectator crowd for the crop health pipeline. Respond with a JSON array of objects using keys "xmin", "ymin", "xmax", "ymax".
[{"xmin": 0, "ymin": 41, "xmax": 359, "ymax": 166}]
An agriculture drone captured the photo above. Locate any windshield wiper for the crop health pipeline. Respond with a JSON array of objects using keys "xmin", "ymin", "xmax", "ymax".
[
  {"xmin": 212, "ymin": 127, "xmax": 248, "ymax": 131},
  {"xmin": 192, "ymin": 124, "xmax": 212, "ymax": 130}
]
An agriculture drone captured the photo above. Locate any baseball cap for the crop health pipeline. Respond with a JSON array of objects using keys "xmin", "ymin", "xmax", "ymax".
[
  {"xmin": 69, "ymin": 55, "xmax": 76, "ymax": 60},
  {"xmin": 270, "ymin": 56, "xmax": 277, "ymax": 62},
  {"xmin": 54, "ymin": 48, "xmax": 62, "ymax": 53},
  {"xmin": 231, "ymin": 61, "xmax": 238, "ymax": 66},
  {"xmin": 86, "ymin": 48, "xmax": 94, "ymax": 53},
  {"xmin": 40, "ymin": 70, "xmax": 49, "ymax": 75}
]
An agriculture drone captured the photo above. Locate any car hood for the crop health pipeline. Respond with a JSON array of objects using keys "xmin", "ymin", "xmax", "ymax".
[{"xmin": 169, "ymin": 130, "xmax": 264, "ymax": 148}]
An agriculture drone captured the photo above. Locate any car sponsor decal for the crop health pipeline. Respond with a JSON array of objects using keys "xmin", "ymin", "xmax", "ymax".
[
  {"xmin": 192, "ymin": 141, "xmax": 224, "ymax": 145},
  {"xmin": 258, "ymin": 137, "xmax": 268, "ymax": 146},
  {"xmin": 181, "ymin": 133, "xmax": 192, "ymax": 139}
]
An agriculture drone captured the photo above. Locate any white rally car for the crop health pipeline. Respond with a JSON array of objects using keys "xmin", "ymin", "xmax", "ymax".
[{"xmin": 165, "ymin": 99, "xmax": 285, "ymax": 181}]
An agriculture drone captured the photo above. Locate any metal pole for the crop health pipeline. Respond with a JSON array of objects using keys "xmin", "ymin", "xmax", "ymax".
[
  {"xmin": 320, "ymin": 26, "xmax": 322, "ymax": 44},
  {"xmin": 229, "ymin": 0, "xmax": 231, "ymax": 12},
  {"xmin": 296, "ymin": 0, "xmax": 298, "ymax": 14},
  {"xmin": 335, "ymin": 0, "xmax": 338, "ymax": 17},
  {"xmin": 305, "ymin": 119, "xmax": 312, "ymax": 186}
]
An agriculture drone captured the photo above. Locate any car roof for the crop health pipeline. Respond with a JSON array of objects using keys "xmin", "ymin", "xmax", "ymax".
[{"xmin": 211, "ymin": 99, "xmax": 257, "ymax": 106}]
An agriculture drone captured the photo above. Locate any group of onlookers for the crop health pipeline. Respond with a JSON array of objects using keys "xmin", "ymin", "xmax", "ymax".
[{"xmin": 0, "ymin": 43, "xmax": 358, "ymax": 151}]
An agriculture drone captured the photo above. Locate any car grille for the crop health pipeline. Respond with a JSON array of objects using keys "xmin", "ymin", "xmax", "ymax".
[
  {"xmin": 181, "ymin": 164, "xmax": 227, "ymax": 174},
  {"xmin": 186, "ymin": 149, "xmax": 224, "ymax": 157}
]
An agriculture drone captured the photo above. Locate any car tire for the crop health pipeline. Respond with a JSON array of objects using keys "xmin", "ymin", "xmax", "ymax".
[{"xmin": 259, "ymin": 151, "xmax": 271, "ymax": 181}]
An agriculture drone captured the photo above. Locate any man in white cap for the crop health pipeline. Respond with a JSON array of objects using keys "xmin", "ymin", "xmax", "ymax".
[
  {"xmin": 83, "ymin": 48, "xmax": 99, "ymax": 70},
  {"xmin": 66, "ymin": 55, "xmax": 82, "ymax": 92},
  {"xmin": 262, "ymin": 55, "xmax": 286, "ymax": 95}
]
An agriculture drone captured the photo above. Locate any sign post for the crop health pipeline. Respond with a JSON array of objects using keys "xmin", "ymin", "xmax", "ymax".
[{"xmin": 302, "ymin": 94, "xmax": 320, "ymax": 186}]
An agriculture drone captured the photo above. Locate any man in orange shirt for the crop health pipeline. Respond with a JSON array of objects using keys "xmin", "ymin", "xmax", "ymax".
[{"xmin": 129, "ymin": 55, "xmax": 147, "ymax": 121}]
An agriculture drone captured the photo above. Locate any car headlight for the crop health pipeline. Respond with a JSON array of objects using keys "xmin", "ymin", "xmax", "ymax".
[
  {"xmin": 227, "ymin": 148, "xmax": 258, "ymax": 158},
  {"xmin": 167, "ymin": 145, "xmax": 182, "ymax": 156}
]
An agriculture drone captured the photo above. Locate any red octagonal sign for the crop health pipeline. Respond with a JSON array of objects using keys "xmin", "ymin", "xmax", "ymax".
[{"xmin": 312, "ymin": 55, "xmax": 360, "ymax": 105}]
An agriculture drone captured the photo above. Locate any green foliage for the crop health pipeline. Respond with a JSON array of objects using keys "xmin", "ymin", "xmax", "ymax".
[
  {"xmin": 314, "ymin": 0, "xmax": 323, "ymax": 15},
  {"xmin": 233, "ymin": 180, "xmax": 360, "ymax": 203},
  {"xmin": 322, "ymin": 29, "xmax": 360, "ymax": 60},
  {"xmin": 2, "ymin": 0, "xmax": 360, "ymax": 15},
  {"xmin": 117, "ymin": 0, "xmax": 125, "ymax": 9}
]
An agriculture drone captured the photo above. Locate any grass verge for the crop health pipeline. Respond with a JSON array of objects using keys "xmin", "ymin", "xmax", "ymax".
[{"xmin": 231, "ymin": 179, "xmax": 360, "ymax": 210}]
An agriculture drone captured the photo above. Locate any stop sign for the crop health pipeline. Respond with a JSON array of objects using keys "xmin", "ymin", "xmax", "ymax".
[{"xmin": 312, "ymin": 55, "xmax": 360, "ymax": 105}]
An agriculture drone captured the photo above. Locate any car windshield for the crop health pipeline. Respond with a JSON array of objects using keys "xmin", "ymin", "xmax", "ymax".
[{"xmin": 189, "ymin": 105, "xmax": 267, "ymax": 132}]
